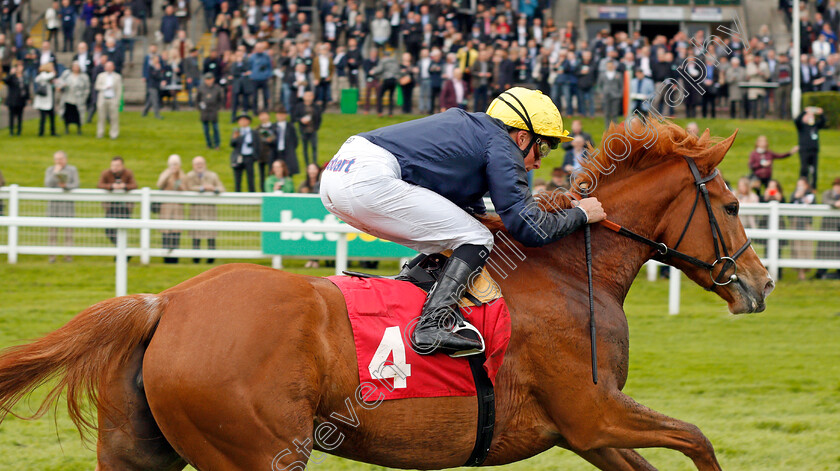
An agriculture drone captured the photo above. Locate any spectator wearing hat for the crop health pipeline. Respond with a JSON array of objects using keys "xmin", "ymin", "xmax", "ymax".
[
  {"xmin": 230, "ymin": 114, "xmax": 260, "ymax": 192},
  {"xmin": 198, "ymin": 72, "xmax": 225, "ymax": 149}
]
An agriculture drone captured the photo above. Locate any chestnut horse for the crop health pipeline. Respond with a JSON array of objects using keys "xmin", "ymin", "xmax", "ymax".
[{"xmin": 0, "ymin": 121, "xmax": 774, "ymax": 471}]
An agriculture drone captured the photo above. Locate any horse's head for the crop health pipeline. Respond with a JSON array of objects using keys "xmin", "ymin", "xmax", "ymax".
[
  {"xmin": 647, "ymin": 128, "xmax": 774, "ymax": 314},
  {"xmin": 579, "ymin": 120, "xmax": 774, "ymax": 314}
]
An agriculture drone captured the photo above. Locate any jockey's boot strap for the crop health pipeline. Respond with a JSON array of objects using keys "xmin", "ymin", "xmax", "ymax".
[{"xmin": 412, "ymin": 249, "xmax": 486, "ymax": 355}]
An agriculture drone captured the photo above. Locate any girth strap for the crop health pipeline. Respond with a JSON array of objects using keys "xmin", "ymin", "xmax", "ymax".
[{"xmin": 464, "ymin": 351, "xmax": 495, "ymax": 466}]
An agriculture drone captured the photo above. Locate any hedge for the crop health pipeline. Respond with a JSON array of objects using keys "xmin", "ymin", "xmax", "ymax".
[{"xmin": 802, "ymin": 91, "xmax": 840, "ymax": 129}]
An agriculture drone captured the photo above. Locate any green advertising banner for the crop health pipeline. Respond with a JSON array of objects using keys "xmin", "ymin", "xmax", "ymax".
[{"xmin": 261, "ymin": 194, "xmax": 417, "ymax": 258}]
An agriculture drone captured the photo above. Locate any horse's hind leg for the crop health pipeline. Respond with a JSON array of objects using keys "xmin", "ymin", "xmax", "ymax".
[
  {"xmin": 96, "ymin": 345, "xmax": 186, "ymax": 471},
  {"xmin": 575, "ymin": 448, "xmax": 658, "ymax": 471}
]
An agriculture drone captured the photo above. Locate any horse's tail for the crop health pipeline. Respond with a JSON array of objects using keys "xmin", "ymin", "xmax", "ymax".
[{"xmin": 0, "ymin": 294, "xmax": 166, "ymax": 437}]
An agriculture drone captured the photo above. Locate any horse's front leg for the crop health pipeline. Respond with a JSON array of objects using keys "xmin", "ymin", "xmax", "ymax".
[
  {"xmin": 557, "ymin": 391, "xmax": 721, "ymax": 471},
  {"xmin": 572, "ymin": 447, "xmax": 658, "ymax": 471}
]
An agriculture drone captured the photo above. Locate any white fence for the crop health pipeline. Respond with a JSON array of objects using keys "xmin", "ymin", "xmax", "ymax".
[{"xmin": 1, "ymin": 185, "xmax": 839, "ymax": 312}]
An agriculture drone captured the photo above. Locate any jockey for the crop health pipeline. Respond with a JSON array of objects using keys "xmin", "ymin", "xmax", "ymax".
[{"xmin": 320, "ymin": 87, "xmax": 606, "ymax": 356}]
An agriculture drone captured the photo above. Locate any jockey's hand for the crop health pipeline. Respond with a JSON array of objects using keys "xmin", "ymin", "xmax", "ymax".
[{"xmin": 575, "ymin": 197, "xmax": 606, "ymax": 224}]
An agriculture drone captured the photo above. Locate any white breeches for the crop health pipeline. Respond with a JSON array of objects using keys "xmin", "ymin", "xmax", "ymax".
[{"xmin": 319, "ymin": 136, "xmax": 494, "ymax": 254}]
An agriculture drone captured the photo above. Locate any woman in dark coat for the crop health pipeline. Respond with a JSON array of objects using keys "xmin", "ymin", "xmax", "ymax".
[{"xmin": 4, "ymin": 62, "xmax": 29, "ymax": 136}]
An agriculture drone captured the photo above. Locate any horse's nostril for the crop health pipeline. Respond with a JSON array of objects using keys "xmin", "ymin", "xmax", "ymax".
[{"xmin": 763, "ymin": 279, "xmax": 775, "ymax": 298}]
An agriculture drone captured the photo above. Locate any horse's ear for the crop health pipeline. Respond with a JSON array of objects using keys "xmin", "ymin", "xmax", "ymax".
[{"xmin": 699, "ymin": 129, "xmax": 738, "ymax": 174}]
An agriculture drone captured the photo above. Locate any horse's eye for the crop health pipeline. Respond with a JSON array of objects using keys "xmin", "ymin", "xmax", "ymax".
[{"xmin": 725, "ymin": 203, "xmax": 739, "ymax": 216}]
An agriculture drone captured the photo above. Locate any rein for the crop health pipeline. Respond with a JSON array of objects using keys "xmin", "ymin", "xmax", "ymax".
[{"xmin": 573, "ymin": 156, "xmax": 752, "ymax": 384}]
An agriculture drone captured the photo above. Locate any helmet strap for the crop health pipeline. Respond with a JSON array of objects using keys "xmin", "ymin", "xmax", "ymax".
[{"xmin": 496, "ymin": 92, "xmax": 538, "ymax": 159}]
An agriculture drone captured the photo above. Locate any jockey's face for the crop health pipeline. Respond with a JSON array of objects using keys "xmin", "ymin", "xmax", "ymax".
[{"xmin": 511, "ymin": 130, "xmax": 541, "ymax": 171}]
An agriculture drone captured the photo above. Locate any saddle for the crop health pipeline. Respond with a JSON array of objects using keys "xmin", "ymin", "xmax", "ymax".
[{"xmin": 343, "ymin": 252, "xmax": 503, "ymax": 308}]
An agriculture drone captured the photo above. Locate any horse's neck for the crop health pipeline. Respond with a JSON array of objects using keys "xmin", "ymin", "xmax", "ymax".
[{"xmin": 532, "ymin": 162, "xmax": 685, "ymax": 304}]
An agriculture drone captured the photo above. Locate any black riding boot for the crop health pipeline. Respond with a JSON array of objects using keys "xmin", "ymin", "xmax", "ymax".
[{"xmin": 411, "ymin": 244, "xmax": 488, "ymax": 355}]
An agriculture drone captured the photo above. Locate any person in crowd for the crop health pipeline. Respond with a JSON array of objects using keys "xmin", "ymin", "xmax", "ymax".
[
  {"xmin": 745, "ymin": 54, "xmax": 770, "ymax": 119},
  {"xmin": 816, "ymin": 178, "xmax": 840, "ymax": 279},
  {"xmin": 142, "ymin": 54, "xmax": 164, "ymax": 119},
  {"xmin": 794, "ymin": 106, "xmax": 826, "ymax": 190},
  {"xmin": 161, "ymin": 5, "xmax": 179, "ymax": 47},
  {"xmin": 312, "ymin": 42, "xmax": 334, "ymax": 106},
  {"xmin": 576, "ymin": 50, "xmax": 597, "ymax": 118},
  {"xmin": 546, "ymin": 166, "xmax": 570, "ymax": 192},
  {"xmin": 735, "ymin": 176, "xmax": 760, "ymax": 230},
  {"xmin": 562, "ymin": 136, "xmax": 586, "ymax": 174},
  {"xmin": 58, "ymin": 61, "xmax": 90, "ymax": 134},
  {"xmin": 157, "ymin": 154, "xmax": 187, "ymax": 264},
  {"xmin": 94, "ymin": 61, "xmax": 122, "ymax": 139},
  {"xmin": 725, "ymin": 57, "xmax": 746, "ymax": 119},
  {"xmin": 299, "ymin": 162, "xmax": 321, "ymax": 194},
  {"xmin": 185, "ymin": 155, "xmax": 225, "ymax": 263},
  {"xmin": 764, "ymin": 179, "xmax": 786, "ymax": 204},
  {"xmin": 4, "ymin": 62, "xmax": 28, "ymax": 136},
  {"xmin": 685, "ymin": 122, "xmax": 700, "ymax": 137},
  {"xmin": 255, "ymin": 109, "xmax": 276, "ymax": 191},
  {"xmin": 775, "ymin": 53, "xmax": 793, "ymax": 119},
  {"xmin": 361, "ymin": 47, "xmax": 379, "ymax": 114},
  {"xmin": 748, "ymin": 135, "xmax": 798, "ymax": 189},
  {"xmin": 264, "ymin": 159, "xmax": 294, "ymax": 193},
  {"xmin": 628, "ymin": 68, "xmax": 654, "ymax": 117},
  {"xmin": 398, "ymin": 52, "xmax": 417, "ymax": 114},
  {"xmin": 44, "ymin": 150, "xmax": 80, "ymax": 263},
  {"xmin": 439, "ymin": 66, "xmax": 467, "ymax": 112},
  {"xmin": 373, "ymin": 48, "xmax": 399, "ymax": 116},
  {"xmin": 160, "ymin": 49, "xmax": 182, "ymax": 111},
  {"xmin": 182, "ymin": 47, "xmax": 202, "ymax": 107},
  {"xmin": 471, "ymin": 47, "xmax": 492, "ymax": 113},
  {"xmin": 198, "ymin": 72, "xmax": 225, "ymax": 149},
  {"xmin": 229, "ymin": 48, "xmax": 253, "ymax": 121},
  {"xmin": 597, "ymin": 60, "xmax": 622, "ymax": 128},
  {"xmin": 250, "ymin": 41, "xmax": 272, "ymax": 110},
  {"xmin": 34, "ymin": 63, "xmax": 58, "ymax": 137},
  {"xmin": 294, "ymin": 90, "xmax": 322, "ymax": 165},
  {"xmin": 230, "ymin": 114, "xmax": 259, "ymax": 192},
  {"xmin": 272, "ymin": 106, "xmax": 299, "ymax": 176},
  {"xmin": 45, "ymin": 1, "xmax": 60, "ymax": 51},
  {"xmin": 789, "ymin": 177, "xmax": 817, "ymax": 280},
  {"xmin": 119, "ymin": 7, "xmax": 139, "ymax": 63},
  {"xmin": 561, "ymin": 120, "xmax": 594, "ymax": 152},
  {"xmin": 97, "ymin": 156, "xmax": 138, "ymax": 245}
]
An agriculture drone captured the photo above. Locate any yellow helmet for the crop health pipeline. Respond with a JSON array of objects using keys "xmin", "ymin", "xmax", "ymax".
[{"xmin": 486, "ymin": 87, "xmax": 573, "ymax": 143}]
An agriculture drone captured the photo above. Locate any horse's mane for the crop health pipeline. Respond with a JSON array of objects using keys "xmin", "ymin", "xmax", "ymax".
[
  {"xmin": 479, "ymin": 119, "xmax": 722, "ymax": 235},
  {"xmin": 576, "ymin": 118, "xmax": 719, "ymax": 191}
]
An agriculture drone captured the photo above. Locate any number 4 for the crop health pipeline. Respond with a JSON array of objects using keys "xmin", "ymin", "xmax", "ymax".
[{"xmin": 368, "ymin": 326, "xmax": 412, "ymax": 389}]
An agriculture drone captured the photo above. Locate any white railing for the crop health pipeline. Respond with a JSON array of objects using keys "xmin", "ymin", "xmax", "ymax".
[{"xmin": 1, "ymin": 186, "xmax": 839, "ymax": 312}]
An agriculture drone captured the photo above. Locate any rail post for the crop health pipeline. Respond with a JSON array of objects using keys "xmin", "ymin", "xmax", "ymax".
[
  {"xmin": 668, "ymin": 266, "xmax": 680, "ymax": 315},
  {"xmin": 272, "ymin": 255, "xmax": 283, "ymax": 269},
  {"xmin": 8, "ymin": 184, "xmax": 19, "ymax": 264},
  {"xmin": 140, "ymin": 187, "xmax": 151, "ymax": 265},
  {"xmin": 335, "ymin": 233, "xmax": 348, "ymax": 275},
  {"xmin": 647, "ymin": 261, "xmax": 657, "ymax": 281},
  {"xmin": 116, "ymin": 228, "xmax": 128, "ymax": 296},
  {"xmin": 767, "ymin": 200, "xmax": 780, "ymax": 280}
]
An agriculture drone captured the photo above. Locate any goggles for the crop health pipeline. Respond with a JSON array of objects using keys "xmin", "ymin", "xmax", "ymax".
[{"xmin": 535, "ymin": 136, "xmax": 560, "ymax": 160}]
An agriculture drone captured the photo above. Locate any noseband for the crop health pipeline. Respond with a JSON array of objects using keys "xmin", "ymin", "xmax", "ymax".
[{"xmin": 598, "ymin": 156, "xmax": 752, "ymax": 287}]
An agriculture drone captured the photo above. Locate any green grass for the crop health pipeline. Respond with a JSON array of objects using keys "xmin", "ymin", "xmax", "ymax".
[
  {"xmin": 1, "ymin": 112, "xmax": 839, "ymax": 469},
  {"xmin": 1, "ymin": 111, "xmax": 838, "ymax": 194},
  {"xmin": 0, "ymin": 258, "xmax": 838, "ymax": 470}
]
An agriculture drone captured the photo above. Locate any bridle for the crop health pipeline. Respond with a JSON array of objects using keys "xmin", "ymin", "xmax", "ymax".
[{"xmin": 596, "ymin": 156, "xmax": 752, "ymax": 287}]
